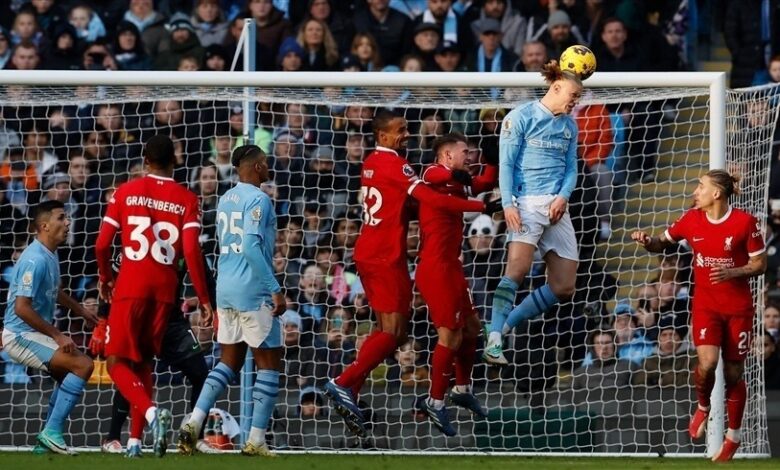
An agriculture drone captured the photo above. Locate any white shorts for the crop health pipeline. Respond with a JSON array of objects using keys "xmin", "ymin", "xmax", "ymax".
[
  {"xmin": 506, "ymin": 195, "xmax": 579, "ymax": 262},
  {"xmin": 217, "ymin": 305, "xmax": 282, "ymax": 349},
  {"xmin": 2, "ymin": 329, "xmax": 58, "ymax": 372}
]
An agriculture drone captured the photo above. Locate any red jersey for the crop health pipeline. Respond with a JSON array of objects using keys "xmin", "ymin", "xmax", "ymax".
[
  {"xmin": 95, "ymin": 174, "xmax": 210, "ymax": 305},
  {"xmin": 665, "ymin": 207, "xmax": 765, "ymax": 315},
  {"xmin": 354, "ymin": 147, "xmax": 421, "ymax": 265},
  {"xmin": 419, "ymin": 164, "xmax": 497, "ymax": 264}
]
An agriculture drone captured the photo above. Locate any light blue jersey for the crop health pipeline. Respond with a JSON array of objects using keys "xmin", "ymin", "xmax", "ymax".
[
  {"xmin": 216, "ymin": 182, "xmax": 280, "ymax": 311},
  {"xmin": 3, "ymin": 240, "xmax": 60, "ymax": 334},
  {"xmin": 498, "ymin": 100, "xmax": 579, "ymax": 208}
]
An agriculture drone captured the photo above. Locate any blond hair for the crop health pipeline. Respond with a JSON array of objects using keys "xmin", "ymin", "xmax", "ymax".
[{"xmin": 705, "ymin": 169, "xmax": 741, "ymax": 199}]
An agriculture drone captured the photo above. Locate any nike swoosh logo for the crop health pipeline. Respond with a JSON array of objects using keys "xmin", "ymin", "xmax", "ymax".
[{"xmin": 693, "ymin": 237, "xmax": 704, "ymax": 241}]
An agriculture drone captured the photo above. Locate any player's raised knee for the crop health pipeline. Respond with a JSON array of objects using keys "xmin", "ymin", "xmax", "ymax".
[{"xmin": 74, "ymin": 355, "xmax": 95, "ymax": 380}]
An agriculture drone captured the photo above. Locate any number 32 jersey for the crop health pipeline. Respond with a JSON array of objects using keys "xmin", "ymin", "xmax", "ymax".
[
  {"xmin": 354, "ymin": 147, "xmax": 421, "ymax": 266},
  {"xmin": 102, "ymin": 174, "xmax": 202, "ymax": 304}
]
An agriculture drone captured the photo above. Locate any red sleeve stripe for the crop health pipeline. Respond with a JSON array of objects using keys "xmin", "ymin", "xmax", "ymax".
[
  {"xmin": 407, "ymin": 179, "xmax": 422, "ymax": 195},
  {"xmin": 103, "ymin": 216, "xmax": 120, "ymax": 228},
  {"xmin": 663, "ymin": 229, "xmax": 678, "ymax": 243},
  {"xmin": 749, "ymin": 247, "xmax": 766, "ymax": 257},
  {"xmin": 183, "ymin": 222, "xmax": 201, "ymax": 230}
]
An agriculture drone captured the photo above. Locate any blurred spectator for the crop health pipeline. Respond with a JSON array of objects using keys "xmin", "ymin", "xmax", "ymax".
[
  {"xmin": 303, "ymin": 145, "xmax": 348, "ymax": 215},
  {"xmin": 0, "ymin": 179, "xmax": 27, "ymax": 246},
  {"xmin": 462, "ymin": 214, "xmax": 504, "ymax": 314},
  {"xmin": 387, "ymin": 340, "xmax": 430, "ymax": 389},
  {"xmin": 112, "ymin": 21, "xmax": 152, "ymax": 70},
  {"xmin": 632, "ymin": 318, "xmax": 696, "ymax": 388},
  {"xmin": 465, "ymin": 18, "xmax": 518, "ymax": 72},
  {"xmin": 414, "ymin": 0, "xmax": 473, "ymax": 53},
  {"xmin": 268, "ymin": 130, "xmax": 305, "ymax": 204},
  {"xmin": 22, "ymin": 125, "xmax": 58, "ymax": 178},
  {"xmin": 44, "ymin": 23, "xmax": 80, "ymax": 70},
  {"xmin": 513, "ymin": 40, "xmax": 547, "ymax": 72},
  {"xmin": 27, "ymin": 0, "xmax": 66, "ymax": 37},
  {"xmin": 332, "ymin": 217, "xmax": 360, "ymax": 270},
  {"xmin": 40, "ymin": 172, "xmax": 77, "ymax": 218},
  {"xmin": 400, "ymin": 53, "xmax": 424, "ymax": 72},
  {"xmin": 191, "ymin": 0, "xmax": 229, "ymax": 47},
  {"xmin": 535, "ymin": 10, "xmax": 584, "ymax": 61},
  {"xmin": 296, "ymin": 263, "xmax": 332, "ymax": 343},
  {"xmin": 410, "ymin": 22, "xmax": 440, "ymax": 70},
  {"xmin": 762, "ymin": 331, "xmax": 780, "ymax": 389},
  {"xmin": 0, "ymin": 27, "xmax": 10, "ymax": 69},
  {"xmin": 67, "ymin": 154, "xmax": 99, "ymax": 205},
  {"xmin": 473, "ymin": 0, "xmax": 526, "ymax": 56},
  {"xmin": 1, "ymin": 147, "xmax": 37, "ymax": 206},
  {"xmin": 433, "ymin": 39, "xmax": 463, "ymax": 71},
  {"xmin": 67, "ymin": 3, "xmax": 106, "ymax": 44},
  {"xmin": 766, "ymin": 304, "xmax": 780, "ymax": 343},
  {"xmin": 5, "ymin": 40, "xmax": 40, "ymax": 70},
  {"xmin": 476, "ymin": 107, "xmax": 503, "ymax": 165},
  {"xmin": 350, "ymin": 32, "xmax": 383, "ymax": 71},
  {"xmin": 574, "ymin": 102, "xmax": 614, "ymax": 241},
  {"xmin": 354, "ymin": 0, "xmax": 414, "ymax": 67},
  {"xmin": 302, "ymin": 202, "xmax": 332, "ymax": 255},
  {"xmin": 391, "ymin": 0, "xmax": 427, "ymax": 19},
  {"xmin": 724, "ymin": 0, "xmax": 779, "ymax": 88},
  {"xmin": 177, "ymin": 55, "xmax": 200, "ymax": 71},
  {"xmin": 11, "ymin": 9, "xmax": 45, "ymax": 49},
  {"xmin": 296, "ymin": 18, "xmax": 340, "ymax": 71},
  {"xmin": 155, "ymin": 13, "xmax": 205, "ymax": 70},
  {"xmin": 203, "ymin": 44, "xmax": 229, "ymax": 71},
  {"xmin": 299, "ymin": 386, "xmax": 325, "ymax": 417},
  {"xmin": 248, "ymin": 0, "xmax": 292, "ymax": 71},
  {"xmin": 123, "ymin": 0, "xmax": 169, "ymax": 59},
  {"xmin": 277, "ymin": 36, "xmax": 305, "ymax": 71},
  {"xmin": 592, "ymin": 18, "xmax": 641, "ymax": 72},
  {"xmin": 753, "ymin": 55, "xmax": 780, "ymax": 87},
  {"xmin": 82, "ymin": 41, "xmax": 118, "ymax": 71},
  {"xmin": 306, "ymin": 0, "xmax": 355, "ymax": 55},
  {"xmin": 315, "ymin": 244, "xmax": 357, "ymax": 305},
  {"xmin": 191, "ymin": 164, "xmax": 223, "ymax": 261},
  {"xmin": 611, "ymin": 302, "xmax": 655, "ymax": 366},
  {"xmin": 571, "ymin": 330, "xmax": 634, "ymax": 393}
]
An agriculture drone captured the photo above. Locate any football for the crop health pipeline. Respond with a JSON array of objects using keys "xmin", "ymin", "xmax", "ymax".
[{"xmin": 560, "ymin": 45, "xmax": 597, "ymax": 80}]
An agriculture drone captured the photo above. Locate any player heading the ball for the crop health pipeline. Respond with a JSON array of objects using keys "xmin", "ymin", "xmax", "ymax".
[
  {"xmin": 631, "ymin": 170, "xmax": 767, "ymax": 462},
  {"xmin": 484, "ymin": 60, "xmax": 582, "ymax": 366}
]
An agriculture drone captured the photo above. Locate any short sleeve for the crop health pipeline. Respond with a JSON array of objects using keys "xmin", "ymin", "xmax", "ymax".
[
  {"xmin": 747, "ymin": 215, "xmax": 766, "ymax": 257},
  {"xmin": 182, "ymin": 192, "xmax": 202, "ymax": 231},
  {"xmin": 388, "ymin": 159, "xmax": 421, "ymax": 195},
  {"xmin": 665, "ymin": 210, "xmax": 693, "ymax": 243},
  {"xmin": 102, "ymin": 185, "xmax": 123, "ymax": 228},
  {"xmin": 14, "ymin": 259, "xmax": 45, "ymax": 299},
  {"xmin": 244, "ymin": 195, "xmax": 270, "ymax": 238}
]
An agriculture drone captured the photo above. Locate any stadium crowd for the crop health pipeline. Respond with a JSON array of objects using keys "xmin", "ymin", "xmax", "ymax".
[{"xmin": 1, "ymin": 0, "xmax": 780, "ymax": 450}]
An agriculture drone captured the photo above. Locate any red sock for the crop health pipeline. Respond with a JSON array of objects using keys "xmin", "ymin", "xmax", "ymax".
[
  {"xmin": 726, "ymin": 379, "xmax": 747, "ymax": 432},
  {"xmin": 129, "ymin": 408, "xmax": 145, "ymax": 439},
  {"xmin": 694, "ymin": 366, "xmax": 715, "ymax": 409},
  {"xmin": 430, "ymin": 343, "xmax": 456, "ymax": 400},
  {"xmin": 335, "ymin": 331, "xmax": 397, "ymax": 389},
  {"xmin": 108, "ymin": 361, "xmax": 154, "ymax": 415},
  {"xmin": 454, "ymin": 336, "xmax": 477, "ymax": 387}
]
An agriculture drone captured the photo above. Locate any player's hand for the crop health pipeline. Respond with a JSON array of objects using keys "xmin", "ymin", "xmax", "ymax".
[
  {"xmin": 631, "ymin": 230, "xmax": 652, "ymax": 247},
  {"xmin": 504, "ymin": 206, "xmax": 522, "ymax": 232},
  {"xmin": 78, "ymin": 304, "xmax": 100, "ymax": 326},
  {"xmin": 98, "ymin": 280, "xmax": 114, "ymax": 304},
  {"xmin": 483, "ymin": 198, "xmax": 503, "ymax": 215},
  {"xmin": 54, "ymin": 333, "xmax": 76, "ymax": 355},
  {"xmin": 710, "ymin": 266, "xmax": 734, "ymax": 284},
  {"xmin": 549, "ymin": 196, "xmax": 567, "ymax": 224},
  {"xmin": 199, "ymin": 302, "xmax": 214, "ymax": 328},
  {"xmin": 271, "ymin": 292, "xmax": 286, "ymax": 316},
  {"xmin": 451, "ymin": 169, "xmax": 472, "ymax": 186},
  {"xmin": 89, "ymin": 318, "xmax": 108, "ymax": 357}
]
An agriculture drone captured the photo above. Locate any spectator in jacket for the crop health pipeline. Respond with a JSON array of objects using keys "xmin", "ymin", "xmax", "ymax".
[
  {"xmin": 632, "ymin": 318, "xmax": 696, "ymax": 389},
  {"xmin": 414, "ymin": 0, "xmax": 473, "ymax": 54},
  {"xmin": 433, "ymin": 39, "xmax": 463, "ymax": 71},
  {"xmin": 574, "ymin": 102, "xmax": 614, "ymax": 241},
  {"xmin": 191, "ymin": 0, "xmax": 229, "ymax": 47},
  {"xmin": 154, "ymin": 14, "xmax": 205, "ymax": 71},
  {"xmin": 278, "ymin": 36, "xmax": 306, "ymax": 71},
  {"xmin": 306, "ymin": 0, "xmax": 355, "ymax": 55},
  {"xmin": 6, "ymin": 41, "xmax": 40, "ymax": 70},
  {"xmin": 593, "ymin": 17, "xmax": 641, "ymax": 72},
  {"xmin": 538, "ymin": 10, "xmax": 584, "ymax": 62},
  {"xmin": 44, "ymin": 23, "xmax": 80, "ymax": 70},
  {"xmin": 354, "ymin": 0, "xmax": 414, "ymax": 66},
  {"xmin": 513, "ymin": 40, "xmax": 547, "ymax": 72},
  {"xmin": 123, "ymin": 0, "xmax": 168, "ymax": 59},
  {"xmin": 571, "ymin": 330, "xmax": 634, "ymax": 401},
  {"xmin": 0, "ymin": 27, "xmax": 10, "ymax": 70},
  {"xmin": 725, "ymin": 0, "xmax": 780, "ymax": 88},
  {"xmin": 112, "ymin": 21, "xmax": 152, "ymax": 70},
  {"xmin": 248, "ymin": 0, "xmax": 292, "ymax": 70},
  {"xmin": 297, "ymin": 18, "xmax": 340, "ymax": 71},
  {"xmin": 410, "ymin": 22, "xmax": 441, "ymax": 70},
  {"xmin": 465, "ymin": 18, "xmax": 517, "ymax": 72},
  {"xmin": 472, "ymin": 0, "xmax": 526, "ymax": 56}
]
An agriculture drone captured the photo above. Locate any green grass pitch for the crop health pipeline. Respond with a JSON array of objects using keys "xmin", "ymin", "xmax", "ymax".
[{"xmin": 1, "ymin": 454, "xmax": 780, "ymax": 470}]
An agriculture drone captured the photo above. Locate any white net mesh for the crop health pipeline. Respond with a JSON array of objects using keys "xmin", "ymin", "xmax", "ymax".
[{"xmin": 0, "ymin": 80, "xmax": 774, "ymax": 455}]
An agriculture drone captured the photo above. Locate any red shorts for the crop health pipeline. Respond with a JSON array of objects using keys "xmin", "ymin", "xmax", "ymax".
[
  {"xmin": 691, "ymin": 308, "xmax": 753, "ymax": 361},
  {"xmin": 105, "ymin": 298, "xmax": 174, "ymax": 362},
  {"xmin": 357, "ymin": 259, "xmax": 412, "ymax": 315},
  {"xmin": 416, "ymin": 261, "xmax": 477, "ymax": 330}
]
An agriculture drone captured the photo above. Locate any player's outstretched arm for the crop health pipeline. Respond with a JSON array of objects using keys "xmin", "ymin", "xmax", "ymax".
[
  {"xmin": 471, "ymin": 164, "xmax": 498, "ymax": 194},
  {"xmin": 710, "ymin": 252, "xmax": 768, "ymax": 284},
  {"xmin": 631, "ymin": 230, "xmax": 674, "ymax": 253},
  {"xmin": 411, "ymin": 183, "xmax": 485, "ymax": 213},
  {"xmin": 57, "ymin": 289, "xmax": 99, "ymax": 325}
]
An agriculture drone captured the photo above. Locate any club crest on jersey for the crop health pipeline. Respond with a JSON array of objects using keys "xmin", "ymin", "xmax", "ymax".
[
  {"xmin": 563, "ymin": 127, "xmax": 572, "ymax": 139},
  {"xmin": 363, "ymin": 169, "xmax": 374, "ymax": 179},
  {"xmin": 21, "ymin": 271, "xmax": 33, "ymax": 288},
  {"xmin": 699, "ymin": 328, "xmax": 707, "ymax": 340},
  {"xmin": 724, "ymin": 236, "xmax": 733, "ymax": 251},
  {"xmin": 502, "ymin": 118, "xmax": 512, "ymax": 135},
  {"xmin": 251, "ymin": 206, "xmax": 262, "ymax": 221},
  {"xmin": 402, "ymin": 164, "xmax": 415, "ymax": 177}
]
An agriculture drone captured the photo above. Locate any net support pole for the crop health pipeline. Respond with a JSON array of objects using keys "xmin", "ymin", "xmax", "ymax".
[
  {"xmin": 705, "ymin": 72, "xmax": 727, "ymax": 457},
  {"xmin": 238, "ymin": 17, "xmax": 257, "ymax": 446}
]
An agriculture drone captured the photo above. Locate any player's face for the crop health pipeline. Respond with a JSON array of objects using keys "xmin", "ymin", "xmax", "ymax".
[
  {"xmin": 43, "ymin": 208, "xmax": 71, "ymax": 245},
  {"xmin": 382, "ymin": 117, "xmax": 410, "ymax": 151},
  {"xmin": 557, "ymin": 79, "xmax": 582, "ymax": 114},
  {"xmin": 444, "ymin": 141, "xmax": 469, "ymax": 170},
  {"xmin": 255, "ymin": 156, "xmax": 270, "ymax": 183},
  {"xmin": 693, "ymin": 176, "xmax": 718, "ymax": 209}
]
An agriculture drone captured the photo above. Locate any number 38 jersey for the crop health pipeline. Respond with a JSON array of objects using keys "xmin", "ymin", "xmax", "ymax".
[
  {"xmin": 102, "ymin": 174, "xmax": 202, "ymax": 304},
  {"xmin": 354, "ymin": 146, "xmax": 421, "ymax": 266}
]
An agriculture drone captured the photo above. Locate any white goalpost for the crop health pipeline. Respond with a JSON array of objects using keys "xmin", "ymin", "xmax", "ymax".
[{"xmin": 0, "ymin": 70, "xmax": 773, "ymax": 458}]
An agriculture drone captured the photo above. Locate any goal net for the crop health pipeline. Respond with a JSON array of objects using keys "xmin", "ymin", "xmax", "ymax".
[{"xmin": 0, "ymin": 73, "xmax": 774, "ymax": 457}]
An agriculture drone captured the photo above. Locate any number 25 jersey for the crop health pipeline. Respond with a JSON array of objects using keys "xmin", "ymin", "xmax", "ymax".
[
  {"xmin": 354, "ymin": 147, "xmax": 421, "ymax": 266},
  {"xmin": 102, "ymin": 174, "xmax": 202, "ymax": 304}
]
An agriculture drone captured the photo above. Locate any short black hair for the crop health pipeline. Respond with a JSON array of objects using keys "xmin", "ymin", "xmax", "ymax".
[
  {"xmin": 372, "ymin": 110, "xmax": 402, "ymax": 139},
  {"xmin": 144, "ymin": 134, "xmax": 176, "ymax": 168},
  {"xmin": 431, "ymin": 132, "xmax": 468, "ymax": 157},
  {"xmin": 32, "ymin": 200, "xmax": 65, "ymax": 231},
  {"xmin": 231, "ymin": 144, "xmax": 264, "ymax": 167}
]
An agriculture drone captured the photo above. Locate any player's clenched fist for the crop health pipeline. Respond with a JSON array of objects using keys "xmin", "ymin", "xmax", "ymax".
[{"xmin": 631, "ymin": 230, "xmax": 651, "ymax": 246}]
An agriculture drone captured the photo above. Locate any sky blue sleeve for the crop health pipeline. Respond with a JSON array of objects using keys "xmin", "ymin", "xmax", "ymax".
[
  {"xmin": 558, "ymin": 121, "xmax": 578, "ymax": 201},
  {"xmin": 499, "ymin": 112, "xmax": 523, "ymax": 208},
  {"xmin": 242, "ymin": 198, "xmax": 281, "ymax": 294},
  {"xmin": 15, "ymin": 259, "xmax": 41, "ymax": 299}
]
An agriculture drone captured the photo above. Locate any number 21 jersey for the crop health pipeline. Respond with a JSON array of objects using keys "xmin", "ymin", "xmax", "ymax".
[
  {"xmin": 102, "ymin": 174, "xmax": 202, "ymax": 304},
  {"xmin": 354, "ymin": 147, "xmax": 421, "ymax": 266}
]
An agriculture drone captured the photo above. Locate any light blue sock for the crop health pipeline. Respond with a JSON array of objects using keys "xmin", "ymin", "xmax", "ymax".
[
  {"xmin": 489, "ymin": 277, "xmax": 519, "ymax": 334},
  {"xmin": 194, "ymin": 362, "xmax": 236, "ymax": 417},
  {"xmin": 251, "ymin": 369, "xmax": 279, "ymax": 436},
  {"xmin": 506, "ymin": 284, "xmax": 560, "ymax": 330},
  {"xmin": 44, "ymin": 384, "xmax": 59, "ymax": 426},
  {"xmin": 46, "ymin": 374, "xmax": 85, "ymax": 433}
]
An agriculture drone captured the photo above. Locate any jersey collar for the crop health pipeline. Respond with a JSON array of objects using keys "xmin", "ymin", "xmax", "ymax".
[
  {"xmin": 706, "ymin": 206, "xmax": 733, "ymax": 225},
  {"xmin": 375, "ymin": 146, "xmax": 399, "ymax": 156},
  {"xmin": 147, "ymin": 174, "xmax": 175, "ymax": 182}
]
